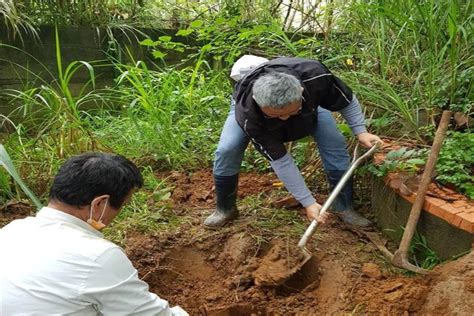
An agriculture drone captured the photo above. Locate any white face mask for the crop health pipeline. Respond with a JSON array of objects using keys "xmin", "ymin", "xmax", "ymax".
[{"xmin": 87, "ymin": 198, "xmax": 108, "ymax": 231}]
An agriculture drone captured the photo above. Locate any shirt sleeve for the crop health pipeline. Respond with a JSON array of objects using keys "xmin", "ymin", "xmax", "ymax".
[
  {"xmin": 270, "ymin": 153, "xmax": 316, "ymax": 207},
  {"xmin": 82, "ymin": 247, "xmax": 188, "ymax": 316},
  {"xmin": 339, "ymin": 95, "xmax": 367, "ymax": 135}
]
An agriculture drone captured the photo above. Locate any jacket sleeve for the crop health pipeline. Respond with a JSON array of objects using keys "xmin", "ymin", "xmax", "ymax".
[{"xmin": 82, "ymin": 247, "xmax": 188, "ymax": 316}]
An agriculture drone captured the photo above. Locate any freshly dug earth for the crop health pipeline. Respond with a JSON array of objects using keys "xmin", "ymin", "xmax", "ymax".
[
  {"xmin": 2, "ymin": 170, "xmax": 473, "ymax": 315},
  {"xmin": 124, "ymin": 171, "xmax": 473, "ymax": 315},
  {"xmin": 252, "ymin": 240, "xmax": 308, "ymax": 287}
]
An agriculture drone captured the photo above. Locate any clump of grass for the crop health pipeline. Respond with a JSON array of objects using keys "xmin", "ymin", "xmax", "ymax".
[
  {"xmin": 242, "ymin": 195, "xmax": 307, "ymax": 238},
  {"xmin": 103, "ymin": 167, "xmax": 183, "ymax": 245},
  {"xmin": 409, "ymin": 230, "xmax": 441, "ymax": 270},
  {"xmin": 98, "ymin": 57, "xmax": 231, "ymax": 170},
  {"xmin": 340, "ymin": 1, "xmax": 472, "ymax": 137}
]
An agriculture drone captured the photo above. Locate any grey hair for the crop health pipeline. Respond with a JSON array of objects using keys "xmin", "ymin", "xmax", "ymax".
[{"xmin": 252, "ymin": 72, "xmax": 302, "ymax": 109}]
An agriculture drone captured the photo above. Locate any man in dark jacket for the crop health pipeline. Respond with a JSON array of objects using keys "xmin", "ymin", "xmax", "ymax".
[{"xmin": 204, "ymin": 56, "xmax": 381, "ymax": 228}]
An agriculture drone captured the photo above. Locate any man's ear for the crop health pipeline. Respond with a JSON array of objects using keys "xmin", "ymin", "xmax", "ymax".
[
  {"xmin": 90, "ymin": 195, "xmax": 109, "ymax": 209},
  {"xmin": 300, "ymin": 86, "xmax": 304, "ymax": 93}
]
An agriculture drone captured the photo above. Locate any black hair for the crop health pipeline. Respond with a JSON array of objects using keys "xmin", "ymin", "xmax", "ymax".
[{"xmin": 49, "ymin": 152, "xmax": 143, "ymax": 209}]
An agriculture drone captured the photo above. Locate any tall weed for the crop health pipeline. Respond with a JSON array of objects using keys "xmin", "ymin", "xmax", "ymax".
[
  {"xmin": 341, "ymin": 0, "xmax": 472, "ymax": 136},
  {"xmin": 99, "ymin": 57, "xmax": 231, "ymax": 169}
]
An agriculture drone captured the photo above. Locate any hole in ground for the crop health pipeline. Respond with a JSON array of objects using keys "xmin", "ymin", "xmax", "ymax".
[
  {"xmin": 276, "ymin": 256, "xmax": 320, "ymax": 295},
  {"xmin": 159, "ymin": 247, "xmax": 215, "ymax": 280}
]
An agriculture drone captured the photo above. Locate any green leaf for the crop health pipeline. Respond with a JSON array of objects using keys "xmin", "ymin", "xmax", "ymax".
[
  {"xmin": 215, "ymin": 17, "xmax": 226, "ymax": 24},
  {"xmin": 152, "ymin": 50, "xmax": 167, "ymax": 59},
  {"xmin": 201, "ymin": 44, "xmax": 212, "ymax": 52},
  {"xmin": 158, "ymin": 36, "xmax": 172, "ymax": 42},
  {"xmin": 190, "ymin": 20, "xmax": 203, "ymax": 28},
  {"xmin": 140, "ymin": 38, "xmax": 157, "ymax": 47},
  {"xmin": 176, "ymin": 29, "xmax": 193, "ymax": 36},
  {"xmin": 406, "ymin": 158, "xmax": 425, "ymax": 165}
]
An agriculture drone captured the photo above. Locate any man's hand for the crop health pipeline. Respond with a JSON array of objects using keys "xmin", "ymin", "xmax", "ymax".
[
  {"xmin": 305, "ymin": 202, "xmax": 330, "ymax": 223},
  {"xmin": 357, "ymin": 132, "xmax": 383, "ymax": 148}
]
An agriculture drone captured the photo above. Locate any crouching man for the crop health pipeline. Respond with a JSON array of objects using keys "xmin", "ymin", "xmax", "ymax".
[{"xmin": 0, "ymin": 152, "xmax": 187, "ymax": 315}]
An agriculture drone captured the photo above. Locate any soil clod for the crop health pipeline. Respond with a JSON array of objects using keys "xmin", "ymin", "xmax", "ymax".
[{"xmin": 253, "ymin": 241, "xmax": 309, "ymax": 287}]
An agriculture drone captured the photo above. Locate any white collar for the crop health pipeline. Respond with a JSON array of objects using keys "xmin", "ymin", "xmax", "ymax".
[{"xmin": 37, "ymin": 206, "xmax": 103, "ymax": 238}]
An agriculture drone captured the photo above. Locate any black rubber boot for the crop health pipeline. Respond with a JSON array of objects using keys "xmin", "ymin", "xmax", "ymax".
[
  {"xmin": 326, "ymin": 170, "xmax": 371, "ymax": 227},
  {"xmin": 203, "ymin": 174, "xmax": 239, "ymax": 228}
]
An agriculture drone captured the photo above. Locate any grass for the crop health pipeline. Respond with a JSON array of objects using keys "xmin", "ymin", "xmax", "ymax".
[
  {"xmin": 339, "ymin": 0, "xmax": 472, "ymax": 137},
  {"xmin": 101, "ymin": 56, "xmax": 230, "ymax": 169},
  {"xmin": 103, "ymin": 166, "xmax": 184, "ymax": 245},
  {"xmin": 0, "ymin": 3, "xmax": 471, "ymax": 272},
  {"xmin": 241, "ymin": 194, "xmax": 307, "ymax": 238},
  {"xmin": 0, "ymin": 0, "xmax": 38, "ymax": 42},
  {"xmin": 409, "ymin": 230, "xmax": 441, "ymax": 270}
]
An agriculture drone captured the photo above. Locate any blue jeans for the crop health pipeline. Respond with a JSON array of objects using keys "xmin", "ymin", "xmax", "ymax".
[{"xmin": 213, "ymin": 100, "xmax": 351, "ymax": 176}]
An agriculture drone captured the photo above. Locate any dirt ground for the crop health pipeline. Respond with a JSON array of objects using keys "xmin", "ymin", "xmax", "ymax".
[{"xmin": 1, "ymin": 170, "xmax": 473, "ymax": 315}]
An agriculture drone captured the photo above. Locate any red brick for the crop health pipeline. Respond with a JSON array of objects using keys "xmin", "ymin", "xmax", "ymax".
[
  {"xmin": 425, "ymin": 197, "xmax": 447, "ymax": 216},
  {"xmin": 457, "ymin": 212, "xmax": 474, "ymax": 224},
  {"xmin": 442, "ymin": 203, "xmax": 465, "ymax": 215},
  {"xmin": 451, "ymin": 200, "xmax": 468, "ymax": 208},
  {"xmin": 425, "ymin": 203, "xmax": 445, "ymax": 219},
  {"xmin": 439, "ymin": 209, "xmax": 456, "ymax": 223},
  {"xmin": 459, "ymin": 219, "xmax": 474, "ymax": 234},
  {"xmin": 462, "ymin": 204, "xmax": 474, "ymax": 213},
  {"xmin": 450, "ymin": 215, "xmax": 463, "ymax": 227},
  {"xmin": 426, "ymin": 197, "xmax": 448, "ymax": 207}
]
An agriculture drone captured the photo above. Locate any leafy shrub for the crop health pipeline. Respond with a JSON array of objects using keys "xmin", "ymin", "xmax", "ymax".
[
  {"xmin": 436, "ymin": 131, "xmax": 474, "ymax": 199},
  {"xmin": 367, "ymin": 147, "xmax": 427, "ymax": 177}
]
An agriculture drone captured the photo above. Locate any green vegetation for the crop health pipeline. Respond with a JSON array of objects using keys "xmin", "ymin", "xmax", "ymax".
[
  {"xmin": 409, "ymin": 230, "xmax": 441, "ymax": 270},
  {"xmin": 0, "ymin": 0, "xmax": 472, "ymax": 266},
  {"xmin": 367, "ymin": 147, "xmax": 427, "ymax": 177},
  {"xmin": 436, "ymin": 131, "xmax": 474, "ymax": 199}
]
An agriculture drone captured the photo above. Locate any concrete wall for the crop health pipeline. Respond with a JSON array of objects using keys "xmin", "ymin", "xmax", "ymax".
[{"xmin": 371, "ymin": 176, "xmax": 473, "ymax": 261}]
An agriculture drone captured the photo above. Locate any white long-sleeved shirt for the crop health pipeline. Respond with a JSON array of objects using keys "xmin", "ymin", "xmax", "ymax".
[{"xmin": 0, "ymin": 207, "xmax": 187, "ymax": 316}]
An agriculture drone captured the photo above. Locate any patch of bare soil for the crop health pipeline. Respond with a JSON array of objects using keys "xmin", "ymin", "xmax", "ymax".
[
  {"xmin": 158, "ymin": 170, "xmax": 275, "ymax": 209},
  {"xmin": 2, "ymin": 171, "xmax": 472, "ymax": 315},
  {"xmin": 123, "ymin": 170, "xmax": 456, "ymax": 315},
  {"xmin": 0, "ymin": 201, "xmax": 35, "ymax": 227},
  {"xmin": 421, "ymin": 251, "xmax": 474, "ymax": 315}
]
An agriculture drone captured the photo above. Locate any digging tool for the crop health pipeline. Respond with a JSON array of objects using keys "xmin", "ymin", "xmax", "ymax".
[
  {"xmin": 253, "ymin": 142, "xmax": 379, "ymax": 287},
  {"xmin": 296, "ymin": 142, "xmax": 380, "ymax": 267},
  {"xmin": 0, "ymin": 144, "xmax": 43, "ymax": 209},
  {"xmin": 390, "ymin": 110, "xmax": 453, "ymax": 274}
]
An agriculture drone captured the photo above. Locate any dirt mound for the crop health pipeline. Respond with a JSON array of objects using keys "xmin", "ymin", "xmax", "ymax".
[
  {"xmin": 421, "ymin": 251, "xmax": 474, "ymax": 315},
  {"xmin": 125, "ymin": 215, "xmax": 435, "ymax": 315},
  {"xmin": 120, "ymin": 171, "xmax": 447, "ymax": 315},
  {"xmin": 352, "ymin": 276, "xmax": 430, "ymax": 314},
  {"xmin": 253, "ymin": 240, "xmax": 308, "ymax": 287}
]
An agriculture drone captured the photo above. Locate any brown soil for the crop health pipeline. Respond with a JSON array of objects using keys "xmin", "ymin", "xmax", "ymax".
[
  {"xmin": 0, "ymin": 201, "xmax": 35, "ymax": 227},
  {"xmin": 252, "ymin": 240, "xmax": 308, "ymax": 287},
  {"xmin": 2, "ymin": 170, "xmax": 473, "ymax": 315},
  {"xmin": 421, "ymin": 251, "xmax": 474, "ymax": 315}
]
